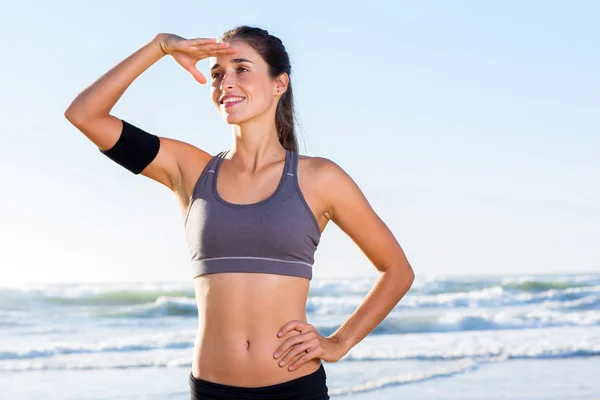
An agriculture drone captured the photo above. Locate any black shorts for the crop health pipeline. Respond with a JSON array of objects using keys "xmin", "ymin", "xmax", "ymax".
[{"xmin": 189, "ymin": 363, "xmax": 330, "ymax": 400}]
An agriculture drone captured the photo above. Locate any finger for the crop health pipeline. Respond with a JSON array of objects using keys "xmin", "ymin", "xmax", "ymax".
[
  {"xmin": 278, "ymin": 320, "xmax": 305, "ymax": 337},
  {"xmin": 288, "ymin": 348, "xmax": 320, "ymax": 371},
  {"xmin": 191, "ymin": 43, "xmax": 235, "ymax": 53},
  {"xmin": 273, "ymin": 336, "xmax": 301, "ymax": 359},
  {"xmin": 189, "ymin": 38, "xmax": 216, "ymax": 45},
  {"xmin": 188, "ymin": 68, "xmax": 207, "ymax": 84},
  {"xmin": 194, "ymin": 42, "xmax": 231, "ymax": 50},
  {"xmin": 203, "ymin": 48, "xmax": 239, "ymax": 56},
  {"xmin": 278, "ymin": 343, "xmax": 313, "ymax": 368},
  {"xmin": 196, "ymin": 48, "xmax": 239, "ymax": 60},
  {"xmin": 282, "ymin": 349, "xmax": 309, "ymax": 369},
  {"xmin": 274, "ymin": 332, "xmax": 316, "ymax": 359}
]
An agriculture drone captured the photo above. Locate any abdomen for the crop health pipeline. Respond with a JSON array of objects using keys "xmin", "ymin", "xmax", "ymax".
[{"xmin": 191, "ymin": 273, "xmax": 322, "ymax": 387}]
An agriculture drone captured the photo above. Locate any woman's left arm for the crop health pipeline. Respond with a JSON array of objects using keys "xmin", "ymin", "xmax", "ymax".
[{"xmin": 273, "ymin": 158, "xmax": 415, "ymax": 369}]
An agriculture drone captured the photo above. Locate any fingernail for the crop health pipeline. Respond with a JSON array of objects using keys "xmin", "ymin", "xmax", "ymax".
[
  {"xmin": 277, "ymin": 332, "xmax": 282, "ymax": 337},
  {"xmin": 274, "ymin": 352, "xmax": 279, "ymax": 358},
  {"xmin": 279, "ymin": 361, "xmax": 284, "ymax": 366},
  {"xmin": 289, "ymin": 366, "xmax": 295, "ymax": 371}
]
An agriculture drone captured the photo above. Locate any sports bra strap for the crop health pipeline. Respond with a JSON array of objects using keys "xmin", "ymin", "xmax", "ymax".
[
  {"xmin": 202, "ymin": 153, "xmax": 220, "ymax": 179},
  {"xmin": 286, "ymin": 150, "xmax": 297, "ymax": 177}
]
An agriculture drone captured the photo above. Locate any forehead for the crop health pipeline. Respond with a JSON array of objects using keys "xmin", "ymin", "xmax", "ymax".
[{"xmin": 209, "ymin": 40, "xmax": 260, "ymax": 68}]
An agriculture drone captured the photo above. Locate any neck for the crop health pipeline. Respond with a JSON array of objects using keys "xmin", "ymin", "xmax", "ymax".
[{"xmin": 228, "ymin": 115, "xmax": 285, "ymax": 173}]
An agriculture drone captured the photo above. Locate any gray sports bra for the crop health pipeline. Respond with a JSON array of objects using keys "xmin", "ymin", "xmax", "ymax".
[{"xmin": 184, "ymin": 149, "xmax": 321, "ymax": 280}]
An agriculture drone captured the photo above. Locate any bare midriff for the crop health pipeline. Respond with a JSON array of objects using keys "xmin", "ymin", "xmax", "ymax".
[{"xmin": 191, "ymin": 272, "xmax": 322, "ymax": 387}]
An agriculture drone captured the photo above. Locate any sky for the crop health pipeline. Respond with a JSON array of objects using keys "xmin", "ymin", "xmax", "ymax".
[{"xmin": 0, "ymin": 1, "xmax": 598, "ymax": 285}]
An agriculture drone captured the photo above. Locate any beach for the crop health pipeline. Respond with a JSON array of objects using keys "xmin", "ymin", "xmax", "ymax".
[
  {"xmin": 2, "ymin": 357, "xmax": 599, "ymax": 399},
  {"xmin": 1, "ymin": 273, "xmax": 599, "ymax": 399}
]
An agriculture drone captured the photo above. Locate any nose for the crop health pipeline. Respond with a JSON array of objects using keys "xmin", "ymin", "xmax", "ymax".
[{"xmin": 219, "ymin": 72, "xmax": 234, "ymax": 92}]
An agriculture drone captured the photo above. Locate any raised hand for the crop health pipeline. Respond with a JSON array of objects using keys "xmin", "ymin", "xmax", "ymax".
[{"xmin": 158, "ymin": 33, "xmax": 239, "ymax": 84}]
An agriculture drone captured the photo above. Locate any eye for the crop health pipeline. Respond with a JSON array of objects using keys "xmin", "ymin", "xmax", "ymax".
[
  {"xmin": 211, "ymin": 72, "xmax": 222, "ymax": 79},
  {"xmin": 237, "ymin": 67, "xmax": 248, "ymax": 73}
]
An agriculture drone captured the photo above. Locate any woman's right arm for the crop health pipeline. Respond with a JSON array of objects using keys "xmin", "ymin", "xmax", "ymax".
[
  {"xmin": 64, "ymin": 33, "xmax": 232, "ymax": 191},
  {"xmin": 64, "ymin": 33, "xmax": 185, "ymax": 189}
]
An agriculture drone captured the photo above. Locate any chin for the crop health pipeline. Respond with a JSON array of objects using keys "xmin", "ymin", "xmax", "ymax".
[
  {"xmin": 221, "ymin": 110, "xmax": 255, "ymax": 125},
  {"xmin": 222, "ymin": 114, "xmax": 245, "ymax": 125}
]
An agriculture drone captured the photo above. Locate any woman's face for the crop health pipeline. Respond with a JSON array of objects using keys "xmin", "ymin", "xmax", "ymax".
[{"xmin": 209, "ymin": 40, "xmax": 279, "ymax": 125}]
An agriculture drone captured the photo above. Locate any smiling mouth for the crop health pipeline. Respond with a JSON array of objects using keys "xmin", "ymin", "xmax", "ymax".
[{"xmin": 221, "ymin": 97, "xmax": 246, "ymax": 108}]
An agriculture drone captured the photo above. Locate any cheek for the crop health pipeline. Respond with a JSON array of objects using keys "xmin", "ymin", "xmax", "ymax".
[{"xmin": 246, "ymin": 79, "xmax": 274, "ymax": 102}]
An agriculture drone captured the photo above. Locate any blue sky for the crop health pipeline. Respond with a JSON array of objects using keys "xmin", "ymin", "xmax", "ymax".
[{"xmin": 1, "ymin": 1, "xmax": 598, "ymax": 284}]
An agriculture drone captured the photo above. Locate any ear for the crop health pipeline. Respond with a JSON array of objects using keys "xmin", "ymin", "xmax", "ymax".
[{"xmin": 274, "ymin": 72, "xmax": 289, "ymax": 95}]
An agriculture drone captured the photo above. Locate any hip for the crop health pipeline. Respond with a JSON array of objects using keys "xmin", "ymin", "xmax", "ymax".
[
  {"xmin": 192, "ymin": 327, "xmax": 324, "ymax": 387},
  {"xmin": 189, "ymin": 363, "xmax": 329, "ymax": 400}
]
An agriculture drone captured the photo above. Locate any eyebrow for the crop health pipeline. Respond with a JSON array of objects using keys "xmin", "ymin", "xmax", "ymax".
[{"xmin": 210, "ymin": 58, "xmax": 254, "ymax": 71}]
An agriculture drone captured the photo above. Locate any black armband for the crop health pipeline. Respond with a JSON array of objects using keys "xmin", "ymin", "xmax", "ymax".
[{"xmin": 99, "ymin": 120, "xmax": 161, "ymax": 175}]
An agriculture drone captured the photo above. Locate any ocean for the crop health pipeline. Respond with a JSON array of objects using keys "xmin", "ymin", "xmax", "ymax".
[{"xmin": 1, "ymin": 273, "xmax": 599, "ymax": 399}]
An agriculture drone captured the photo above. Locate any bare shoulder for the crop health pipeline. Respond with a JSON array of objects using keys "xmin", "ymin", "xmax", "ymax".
[
  {"xmin": 297, "ymin": 155, "xmax": 360, "ymax": 218},
  {"xmin": 298, "ymin": 155, "xmax": 347, "ymax": 180}
]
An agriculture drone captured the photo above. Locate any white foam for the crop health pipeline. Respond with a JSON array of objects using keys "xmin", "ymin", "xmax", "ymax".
[
  {"xmin": 0, "ymin": 329, "xmax": 196, "ymax": 361},
  {"xmin": 343, "ymin": 326, "xmax": 600, "ymax": 362},
  {"xmin": 1, "ymin": 327, "xmax": 598, "ymax": 372},
  {"xmin": 329, "ymin": 358, "xmax": 478, "ymax": 396}
]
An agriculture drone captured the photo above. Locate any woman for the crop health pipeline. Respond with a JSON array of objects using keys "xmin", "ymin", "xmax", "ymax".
[{"xmin": 65, "ymin": 26, "xmax": 414, "ymax": 400}]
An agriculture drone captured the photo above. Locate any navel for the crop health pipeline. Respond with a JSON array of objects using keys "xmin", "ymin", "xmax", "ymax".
[{"xmin": 245, "ymin": 340, "xmax": 250, "ymax": 350}]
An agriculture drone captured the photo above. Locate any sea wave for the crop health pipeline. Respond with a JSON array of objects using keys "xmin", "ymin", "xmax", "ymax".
[
  {"xmin": 317, "ymin": 308, "xmax": 600, "ymax": 337},
  {"xmin": 0, "ymin": 330, "xmax": 195, "ymax": 361},
  {"xmin": 29, "ymin": 285, "xmax": 599, "ymax": 321},
  {"xmin": 95, "ymin": 296, "xmax": 198, "ymax": 318},
  {"xmin": 329, "ymin": 358, "xmax": 478, "ymax": 396},
  {"xmin": 45, "ymin": 289, "xmax": 192, "ymax": 306},
  {"xmin": 286, "ymin": 286, "xmax": 600, "ymax": 316},
  {"xmin": 77, "ymin": 290, "xmax": 600, "ymax": 322},
  {"xmin": 342, "ymin": 346, "xmax": 600, "ymax": 362},
  {"xmin": 0, "ymin": 312, "xmax": 600, "ymax": 360},
  {"xmin": 3, "ymin": 275, "xmax": 598, "ymax": 308},
  {"xmin": 2, "ymin": 328, "xmax": 599, "ymax": 371}
]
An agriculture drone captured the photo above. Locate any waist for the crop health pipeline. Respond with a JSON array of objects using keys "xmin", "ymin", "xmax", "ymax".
[
  {"xmin": 192, "ymin": 318, "xmax": 322, "ymax": 387},
  {"xmin": 191, "ymin": 272, "xmax": 314, "ymax": 386}
]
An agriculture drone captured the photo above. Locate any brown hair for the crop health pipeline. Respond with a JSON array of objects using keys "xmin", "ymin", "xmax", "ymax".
[{"xmin": 220, "ymin": 26, "xmax": 298, "ymax": 153}]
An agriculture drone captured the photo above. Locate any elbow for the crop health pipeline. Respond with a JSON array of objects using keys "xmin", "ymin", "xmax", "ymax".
[
  {"xmin": 403, "ymin": 264, "xmax": 415, "ymax": 287},
  {"xmin": 394, "ymin": 262, "xmax": 415, "ymax": 289},
  {"xmin": 408, "ymin": 268, "xmax": 415, "ymax": 287},
  {"xmin": 64, "ymin": 106, "xmax": 79, "ymax": 125},
  {"xmin": 64, "ymin": 104, "xmax": 85, "ymax": 125},
  {"xmin": 64, "ymin": 107, "xmax": 96, "ymax": 129},
  {"xmin": 64, "ymin": 97, "xmax": 93, "ymax": 125},
  {"xmin": 382, "ymin": 262, "xmax": 414, "ymax": 287}
]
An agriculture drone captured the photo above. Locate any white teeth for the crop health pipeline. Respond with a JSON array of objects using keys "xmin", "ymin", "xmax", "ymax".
[{"xmin": 222, "ymin": 97, "xmax": 245, "ymax": 104}]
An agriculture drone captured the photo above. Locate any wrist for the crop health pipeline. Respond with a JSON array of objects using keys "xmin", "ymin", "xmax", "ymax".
[
  {"xmin": 328, "ymin": 333, "xmax": 353, "ymax": 357},
  {"xmin": 153, "ymin": 33, "xmax": 168, "ymax": 55}
]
